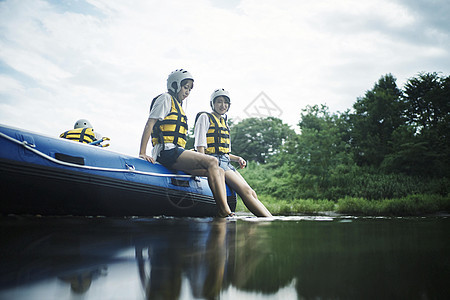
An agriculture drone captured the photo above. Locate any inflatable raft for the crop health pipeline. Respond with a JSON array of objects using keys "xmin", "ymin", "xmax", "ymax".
[{"xmin": 0, "ymin": 124, "xmax": 236, "ymax": 217}]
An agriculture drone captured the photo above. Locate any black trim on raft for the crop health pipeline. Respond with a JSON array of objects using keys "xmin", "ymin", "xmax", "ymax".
[
  {"xmin": 0, "ymin": 158, "xmax": 236, "ymax": 217},
  {"xmin": 170, "ymin": 178, "xmax": 191, "ymax": 187},
  {"xmin": 54, "ymin": 153, "xmax": 85, "ymax": 165}
]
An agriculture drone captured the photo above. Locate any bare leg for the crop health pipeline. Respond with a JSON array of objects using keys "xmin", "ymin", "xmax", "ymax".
[
  {"xmin": 172, "ymin": 151, "xmax": 232, "ymax": 216},
  {"xmin": 225, "ymin": 170, "xmax": 272, "ymax": 217}
]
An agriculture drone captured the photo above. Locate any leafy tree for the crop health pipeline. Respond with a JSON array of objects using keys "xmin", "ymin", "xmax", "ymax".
[
  {"xmin": 230, "ymin": 117, "xmax": 295, "ymax": 163},
  {"xmin": 403, "ymin": 72, "xmax": 449, "ymax": 135},
  {"xmin": 384, "ymin": 72, "xmax": 450, "ymax": 176},
  {"xmin": 350, "ymin": 74, "xmax": 404, "ymax": 167},
  {"xmin": 283, "ymin": 105, "xmax": 353, "ymax": 190}
]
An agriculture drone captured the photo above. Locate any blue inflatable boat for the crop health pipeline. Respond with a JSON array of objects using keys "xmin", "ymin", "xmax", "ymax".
[{"xmin": 0, "ymin": 124, "xmax": 236, "ymax": 217}]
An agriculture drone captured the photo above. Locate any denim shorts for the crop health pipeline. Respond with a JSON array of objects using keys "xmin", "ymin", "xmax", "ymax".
[
  {"xmin": 157, "ymin": 146, "xmax": 185, "ymax": 168},
  {"xmin": 211, "ymin": 154, "xmax": 236, "ymax": 172}
]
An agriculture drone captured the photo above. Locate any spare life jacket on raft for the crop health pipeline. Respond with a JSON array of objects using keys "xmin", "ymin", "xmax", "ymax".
[
  {"xmin": 59, "ymin": 128, "xmax": 96, "ymax": 144},
  {"xmin": 151, "ymin": 94, "xmax": 188, "ymax": 148},
  {"xmin": 195, "ymin": 112, "xmax": 230, "ymax": 155}
]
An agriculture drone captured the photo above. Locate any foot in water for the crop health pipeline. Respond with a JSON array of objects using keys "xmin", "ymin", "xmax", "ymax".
[{"xmin": 218, "ymin": 212, "xmax": 236, "ymax": 218}]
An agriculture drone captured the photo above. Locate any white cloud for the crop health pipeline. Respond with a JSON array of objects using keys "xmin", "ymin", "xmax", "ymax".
[{"xmin": 0, "ymin": 0, "xmax": 449, "ymax": 156}]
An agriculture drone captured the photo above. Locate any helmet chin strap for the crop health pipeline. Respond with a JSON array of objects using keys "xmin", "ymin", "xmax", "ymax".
[{"xmin": 168, "ymin": 90, "xmax": 181, "ymax": 103}]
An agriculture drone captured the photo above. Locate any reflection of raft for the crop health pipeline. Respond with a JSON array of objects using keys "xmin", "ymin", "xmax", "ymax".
[{"xmin": 0, "ymin": 124, "xmax": 236, "ymax": 217}]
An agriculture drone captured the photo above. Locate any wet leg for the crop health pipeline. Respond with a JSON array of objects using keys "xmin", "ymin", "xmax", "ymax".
[
  {"xmin": 225, "ymin": 170, "xmax": 272, "ymax": 217},
  {"xmin": 172, "ymin": 151, "xmax": 232, "ymax": 216}
]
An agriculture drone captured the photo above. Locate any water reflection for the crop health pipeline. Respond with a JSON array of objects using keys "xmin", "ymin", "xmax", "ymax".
[
  {"xmin": 58, "ymin": 266, "xmax": 107, "ymax": 294},
  {"xmin": 135, "ymin": 219, "xmax": 231, "ymax": 299},
  {"xmin": 0, "ymin": 216, "xmax": 449, "ymax": 299}
]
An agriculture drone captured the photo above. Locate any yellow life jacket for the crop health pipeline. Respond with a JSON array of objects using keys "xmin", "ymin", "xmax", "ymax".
[
  {"xmin": 151, "ymin": 95, "xmax": 188, "ymax": 148},
  {"xmin": 196, "ymin": 112, "xmax": 230, "ymax": 154},
  {"xmin": 60, "ymin": 128, "xmax": 96, "ymax": 144}
]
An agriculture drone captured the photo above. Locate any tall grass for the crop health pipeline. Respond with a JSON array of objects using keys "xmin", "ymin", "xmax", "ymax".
[
  {"xmin": 336, "ymin": 194, "xmax": 450, "ymax": 216},
  {"xmin": 239, "ymin": 162, "xmax": 449, "ymax": 200},
  {"xmin": 237, "ymin": 194, "xmax": 450, "ymax": 216},
  {"xmin": 236, "ymin": 162, "xmax": 450, "ymax": 216}
]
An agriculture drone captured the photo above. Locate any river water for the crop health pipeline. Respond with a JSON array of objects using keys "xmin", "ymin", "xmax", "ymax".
[{"xmin": 0, "ymin": 215, "xmax": 448, "ymax": 299}]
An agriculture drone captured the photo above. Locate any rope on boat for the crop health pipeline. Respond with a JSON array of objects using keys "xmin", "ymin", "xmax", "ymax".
[{"xmin": 0, "ymin": 131, "xmax": 194, "ymax": 178}]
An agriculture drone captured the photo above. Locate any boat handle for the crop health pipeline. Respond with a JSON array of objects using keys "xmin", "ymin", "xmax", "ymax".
[
  {"xmin": 23, "ymin": 140, "xmax": 36, "ymax": 148},
  {"xmin": 125, "ymin": 163, "xmax": 135, "ymax": 170}
]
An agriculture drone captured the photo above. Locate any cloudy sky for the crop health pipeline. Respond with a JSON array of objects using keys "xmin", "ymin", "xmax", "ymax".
[{"xmin": 1, "ymin": 0, "xmax": 449, "ymax": 156}]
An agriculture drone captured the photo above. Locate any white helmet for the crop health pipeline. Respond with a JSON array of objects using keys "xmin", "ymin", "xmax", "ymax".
[
  {"xmin": 210, "ymin": 88, "xmax": 231, "ymax": 111},
  {"xmin": 167, "ymin": 69, "xmax": 194, "ymax": 94},
  {"xmin": 74, "ymin": 119, "xmax": 93, "ymax": 129}
]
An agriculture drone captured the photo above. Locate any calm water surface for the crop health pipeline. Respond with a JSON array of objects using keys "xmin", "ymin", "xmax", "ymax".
[{"xmin": 0, "ymin": 215, "xmax": 448, "ymax": 299}]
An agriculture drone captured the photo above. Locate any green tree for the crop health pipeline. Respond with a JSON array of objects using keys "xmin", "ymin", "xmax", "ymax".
[
  {"xmin": 230, "ymin": 117, "xmax": 295, "ymax": 164},
  {"xmin": 350, "ymin": 74, "xmax": 404, "ymax": 167},
  {"xmin": 403, "ymin": 72, "xmax": 449, "ymax": 135},
  {"xmin": 285, "ymin": 105, "xmax": 353, "ymax": 191},
  {"xmin": 384, "ymin": 72, "xmax": 450, "ymax": 176}
]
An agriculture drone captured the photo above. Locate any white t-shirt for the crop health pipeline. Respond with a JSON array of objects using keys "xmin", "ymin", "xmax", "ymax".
[
  {"xmin": 194, "ymin": 112, "xmax": 231, "ymax": 152},
  {"xmin": 148, "ymin": 93, "xmax": 178, "ymax": 160}
]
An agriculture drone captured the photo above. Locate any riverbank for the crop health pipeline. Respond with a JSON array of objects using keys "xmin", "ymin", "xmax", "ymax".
[{"xmin": 236, "ymin": 194, "xmax": 450, "ymax": 216}]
